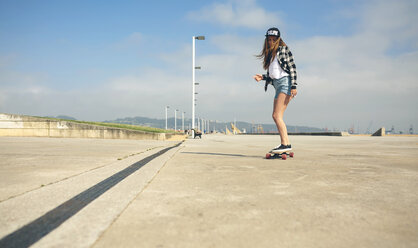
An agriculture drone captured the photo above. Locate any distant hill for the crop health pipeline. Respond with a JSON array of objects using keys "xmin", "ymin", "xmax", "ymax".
[{"xmin": 104, "ymin": 116, "xmax": 325, "ymax": 133}]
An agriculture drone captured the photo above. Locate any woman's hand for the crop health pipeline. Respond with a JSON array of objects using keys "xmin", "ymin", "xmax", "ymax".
[
  {"xmin": 253, "ymin": 74, "xmax": 263, "ymax": 82},
  {"xmin": 291, "ymin": 89, "xmax": 298, "ymax": 98}
]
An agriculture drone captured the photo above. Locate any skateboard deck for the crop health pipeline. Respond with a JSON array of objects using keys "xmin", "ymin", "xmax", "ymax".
[{"xmin": 266, "ymin": 151, "xmax": 294, "ymax": 160}]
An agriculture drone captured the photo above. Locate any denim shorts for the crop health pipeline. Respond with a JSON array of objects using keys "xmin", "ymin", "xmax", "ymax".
[{"xmin": 272, "ymin": 76, "xmax": 291, "ymax": 98}]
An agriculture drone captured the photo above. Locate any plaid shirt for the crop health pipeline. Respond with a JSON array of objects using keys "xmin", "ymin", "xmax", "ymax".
[{"xmin": 262, "ymin": 45, "xmax": 297, "ymax": 91}]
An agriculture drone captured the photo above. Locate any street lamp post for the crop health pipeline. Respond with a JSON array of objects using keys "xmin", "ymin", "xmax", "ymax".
[
  {"xmin": 165, "ymin": 106, "xmax": 170, "ymax": 130},
  {"xmin": 175, "ymin": 109, "xmax": 178, "ymax": 131},
  {"xmin": 192, "ymin": 35, "xmax": 205, "ymax": 138}
]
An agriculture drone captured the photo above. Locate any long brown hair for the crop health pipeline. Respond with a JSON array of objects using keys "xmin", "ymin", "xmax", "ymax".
[{"xmin": 256, "ymin": 37, "xmax": 287, "ymax": 70}]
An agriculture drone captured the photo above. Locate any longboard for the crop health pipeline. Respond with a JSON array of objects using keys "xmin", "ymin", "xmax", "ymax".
[{"xmin": 266, "ymin": 151, "xmax": 294, "ymax": 160}]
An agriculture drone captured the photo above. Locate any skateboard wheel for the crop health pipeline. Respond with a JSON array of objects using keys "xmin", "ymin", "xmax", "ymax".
[
  {"xmin": 281, "ymin": 154, "xmax": 287, "ymax": 160},
  {"xmin": 289, "ymin": 152, "xmax": 294, "ymax": 158},
  {"xmin": 266, "ymin": 153, "xmax": 271, "ymax": 159}
]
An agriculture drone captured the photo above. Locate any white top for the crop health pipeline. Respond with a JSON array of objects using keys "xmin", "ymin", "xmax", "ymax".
[{"xmin": 268, "ymin": 56, "xmax": 289, "ymax": 79}]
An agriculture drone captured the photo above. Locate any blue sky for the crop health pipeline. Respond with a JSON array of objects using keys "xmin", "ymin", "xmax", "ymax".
[{"xmin": 0, "ymin": 0, "xmax": 417, "ymax": 133}]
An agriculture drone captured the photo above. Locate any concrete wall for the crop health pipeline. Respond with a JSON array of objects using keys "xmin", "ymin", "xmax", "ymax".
[{"xmin": 0, "ymin": 113, "xmax": 187, "ymax": 141}]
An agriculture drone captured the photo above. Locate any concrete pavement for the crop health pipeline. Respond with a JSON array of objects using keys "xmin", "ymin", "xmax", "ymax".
[
  {"xmin": 0, "ymin": 137, "xmax": 177, "ymax": 202},
  {"xmin": 0, "ymin": 137, "xmax": 181, "ymax": 247},
  {"xmin": 1, "ymin": 135, "xmax": 417, "ymax": 247}
]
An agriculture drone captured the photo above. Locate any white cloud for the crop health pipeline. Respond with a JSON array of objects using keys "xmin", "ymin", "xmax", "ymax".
[
  {"xmin": 293, "ymin": 0, "xmax": 418, "ymax": 94},
  {"xmin": 360, "ymin": 0, "xmax": 418, "ymax": 44},
  {"xmin": 188, "ymin": 0, "xmax": 283, "ymax": 30},
  {"xmin": 287, "ymin": 0, "xmax": 418, "ymax": 130},
  {"xmin": 111, "ymin": 32, "xmax": 143, "ymax": 51}
]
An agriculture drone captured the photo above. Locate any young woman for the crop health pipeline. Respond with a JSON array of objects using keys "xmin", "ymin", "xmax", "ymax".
[{"xmin": 253, "ymin": 27, "xmax": 298, "ymax": 153}]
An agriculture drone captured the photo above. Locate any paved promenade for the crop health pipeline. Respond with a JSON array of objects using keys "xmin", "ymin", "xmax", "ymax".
[{"xmin": 0, "ymin": 135, "xmax": 417, "ymax": 247}]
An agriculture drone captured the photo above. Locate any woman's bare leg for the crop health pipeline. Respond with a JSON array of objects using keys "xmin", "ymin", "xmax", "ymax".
[{"xmin": 272, "ymin": 92, "xmax": 292, "ymax": 145}]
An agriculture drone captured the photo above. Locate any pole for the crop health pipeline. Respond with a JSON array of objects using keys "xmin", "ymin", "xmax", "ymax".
[
  {"xmin": 192, "ymin": 36, "xmax": 196, "ymax": 138},
  {"xmin": 234, "ymin": 118, "xmax": 236, "ymax": 135},
  {"xmin": 165, "ymin": 106, "xmax": 169, "ymax": 130},
  {"xmin": 175, "ymin": 109, "xmax": 178, "ymax": 131}
]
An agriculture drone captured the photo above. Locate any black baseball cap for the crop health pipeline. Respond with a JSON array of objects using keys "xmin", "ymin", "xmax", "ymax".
[{"xmin": 265, "ymin": 27, "xmax": 280, "ymax": 37}]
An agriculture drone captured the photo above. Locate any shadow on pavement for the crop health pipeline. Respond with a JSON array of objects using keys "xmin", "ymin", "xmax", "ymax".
[{"xmin": 181, "ymin": 151, "xmax": 260, "ymax": 158}]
